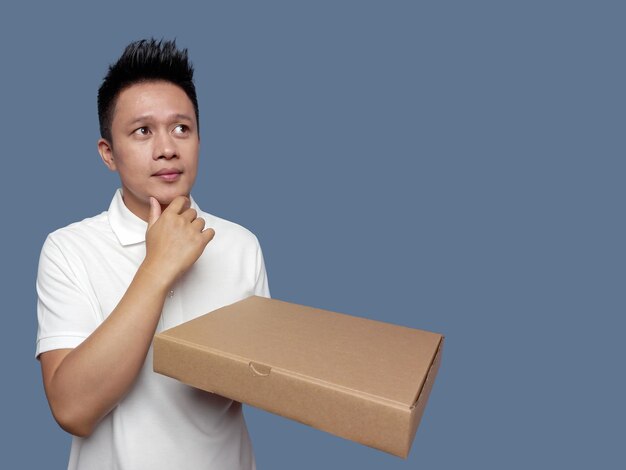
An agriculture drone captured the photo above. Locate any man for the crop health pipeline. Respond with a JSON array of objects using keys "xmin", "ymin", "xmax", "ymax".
[{"xmin": 36, "ymin": 38, "xmax": 269, "ymax": 469}]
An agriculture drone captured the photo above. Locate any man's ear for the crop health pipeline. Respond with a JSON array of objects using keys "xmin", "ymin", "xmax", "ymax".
[{"xmin": 98, "ymin": 138, "xmax": 117, "ymax": 171}]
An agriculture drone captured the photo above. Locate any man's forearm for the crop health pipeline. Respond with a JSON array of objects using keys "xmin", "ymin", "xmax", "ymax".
[{"xmin": 42, "ymin": 264, "xmax": 170, "ymax": 437}]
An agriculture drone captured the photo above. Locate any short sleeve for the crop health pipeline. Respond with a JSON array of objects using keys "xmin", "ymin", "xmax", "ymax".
[
  {"xmin": 253, "ymin": 240, "xmax": 270, "ymax": 299},
  {"xmin": 35, "ymin": 236, "xmax": 99, "ymax": 358}
]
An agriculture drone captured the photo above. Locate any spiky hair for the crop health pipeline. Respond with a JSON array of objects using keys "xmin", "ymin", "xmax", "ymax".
[{"xmin": 97, "ymin": 38, "xmax": 199, "ymax": 142}]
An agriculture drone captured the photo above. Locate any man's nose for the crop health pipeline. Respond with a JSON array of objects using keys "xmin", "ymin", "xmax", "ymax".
[{"xmin": 153, "ymin": 131, "xmax": 177, "ymax": 160}]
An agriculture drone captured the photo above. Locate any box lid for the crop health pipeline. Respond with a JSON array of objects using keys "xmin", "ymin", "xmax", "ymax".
[{"xmin": 158, "ymin": 296, "xmax": 442, "ymax": 408}]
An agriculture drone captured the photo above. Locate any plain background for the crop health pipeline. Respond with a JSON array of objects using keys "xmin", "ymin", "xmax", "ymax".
[{"xmin": 1, "ymin": 1, "xmax": 623, "ymax": 468}]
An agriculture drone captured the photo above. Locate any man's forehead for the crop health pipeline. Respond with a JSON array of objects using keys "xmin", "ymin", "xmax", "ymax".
[{"xmin": 113, "ymin": 81, "xmax": 196, "ymax": 124}]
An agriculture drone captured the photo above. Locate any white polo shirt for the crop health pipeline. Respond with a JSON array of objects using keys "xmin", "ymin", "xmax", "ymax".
[{"xmin": 36, "ymin": 189, "xmax": 269, "ymax": 470}]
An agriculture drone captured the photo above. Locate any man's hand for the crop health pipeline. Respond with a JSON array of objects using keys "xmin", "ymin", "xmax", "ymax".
[{"xmin": 142, "ymin": 196, "xmax": 215, "ymax": 286}]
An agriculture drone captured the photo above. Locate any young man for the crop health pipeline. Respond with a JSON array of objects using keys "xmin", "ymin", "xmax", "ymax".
[{"xmin": 36, "ymin": 39, "xmax": 269, "ymax": 469}]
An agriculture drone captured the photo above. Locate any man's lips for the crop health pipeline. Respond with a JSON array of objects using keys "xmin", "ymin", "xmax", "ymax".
[
  {"xmin": 153, "ymin": 168, "xmax": 182, "ymax": 181},
  {"xmin": 153, "ymin": 168, "xmax": 182, "ymax": 176}
]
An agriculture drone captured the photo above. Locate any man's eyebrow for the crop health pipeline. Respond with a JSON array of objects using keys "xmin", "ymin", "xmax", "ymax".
[
  {"xmin": 172, "ymin": 113, "xmax": 194, "ymax": 122},
  {"xmin": 127, "ymin": 113, "xmax": 194, "ymax": 126}
]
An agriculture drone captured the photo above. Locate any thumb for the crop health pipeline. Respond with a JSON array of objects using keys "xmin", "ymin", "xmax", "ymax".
[{"xmin": 148, "ymin": 197, "xmax": 162, "ymax": 229}]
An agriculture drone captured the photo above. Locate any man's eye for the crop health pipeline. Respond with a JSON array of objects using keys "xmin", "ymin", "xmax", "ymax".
[
  {"xmin": 134, "ymin": 127, "xmax": 150, "ymax": 136},
  {"xmin": 173, "ymin": 124, "xmax": 189, "ymax": 134}
]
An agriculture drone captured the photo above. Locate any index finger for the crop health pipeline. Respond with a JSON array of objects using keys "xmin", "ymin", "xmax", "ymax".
[{"xmin": 163, "ymin": 195, "xmax": 191, "ymax": 215}]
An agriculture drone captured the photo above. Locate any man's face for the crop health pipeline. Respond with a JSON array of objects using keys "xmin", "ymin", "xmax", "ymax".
[{"xmin": 98, "ymin": 80, "xmax": 199, "ymax": 221}]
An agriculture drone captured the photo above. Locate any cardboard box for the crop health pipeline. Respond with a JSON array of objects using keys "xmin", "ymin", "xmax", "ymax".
[{"xmin": 153, "ymin": 296, "xmax": 443, "ymax": 458}]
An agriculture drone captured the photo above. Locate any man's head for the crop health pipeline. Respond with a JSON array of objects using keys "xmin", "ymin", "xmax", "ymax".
[
  {"xmin": 97, "ymin": 39, "xmax": 201, "ymax": 221},
  {"xmin": 97, "ymin": 38, "xmax": 199, "ymax": 143}
]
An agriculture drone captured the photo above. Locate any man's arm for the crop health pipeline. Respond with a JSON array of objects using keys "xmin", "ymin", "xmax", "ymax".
[{"xmin": 39, "ymin": 196, "xmax": 214, "ymax": 437}]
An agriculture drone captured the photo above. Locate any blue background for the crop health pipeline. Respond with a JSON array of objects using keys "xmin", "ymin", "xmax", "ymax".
[{"xmin": 1, "ymin": 1, "xmax": 623, "ymax": 468}]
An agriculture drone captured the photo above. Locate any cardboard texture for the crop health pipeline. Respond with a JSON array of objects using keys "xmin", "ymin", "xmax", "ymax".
[{"xmin": 153, "ymin": 296, "xmax": 443, "ymax": 458}]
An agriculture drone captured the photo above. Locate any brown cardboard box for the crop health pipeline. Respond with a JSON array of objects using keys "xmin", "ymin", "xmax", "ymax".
[{"xmin": 153, "ymin": 296, "xmax": 443, "ymax": 458}]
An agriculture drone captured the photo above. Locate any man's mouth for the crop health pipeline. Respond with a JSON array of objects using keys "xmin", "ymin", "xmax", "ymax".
[{"xmin": 153, "ymin": 168, "xmax": 182, "ymax": 181}]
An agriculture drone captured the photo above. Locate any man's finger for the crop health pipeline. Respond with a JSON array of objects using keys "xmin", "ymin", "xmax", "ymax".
[
  {"xmin": 201, "ymin": 227, "xmax": 216, "ymax": 244},
  {"xmin": 191, "ymin": 216, "xmax": 205, "ymax": 231},
  {"xmin": 164, "ymin": 196, "xmax": 191, "ymax": 215},
  {"xmin": 182, "ymin": 197, "xmax": 191, "ymax": 212},
  {"xmin": 182, "ymin": 208, "xmax": 198, "ymax": 223},
  {"xmin": 148, "ymin": 197, "xmax": 162, "ymax": 229}
]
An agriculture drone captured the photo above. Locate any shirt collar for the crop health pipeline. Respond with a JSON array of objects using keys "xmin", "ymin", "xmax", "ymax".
[{"xmin": 108, "ymin": 188, "xmax": 201, "ymax": 246}]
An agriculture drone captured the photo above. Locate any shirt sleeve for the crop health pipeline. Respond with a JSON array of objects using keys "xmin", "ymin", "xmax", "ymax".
[
  {"xmin": 35, "ymin": 236, "xmax": 100, "ymax": 358},
  {"xmin": 253, "ymin": 240, "xmax": 270, "ymax": 299}
]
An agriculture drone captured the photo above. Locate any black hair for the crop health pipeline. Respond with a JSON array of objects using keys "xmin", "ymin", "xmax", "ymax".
[{"xmin": 97, "ymin": 38, "xmax": 199, "ymax": 143}]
